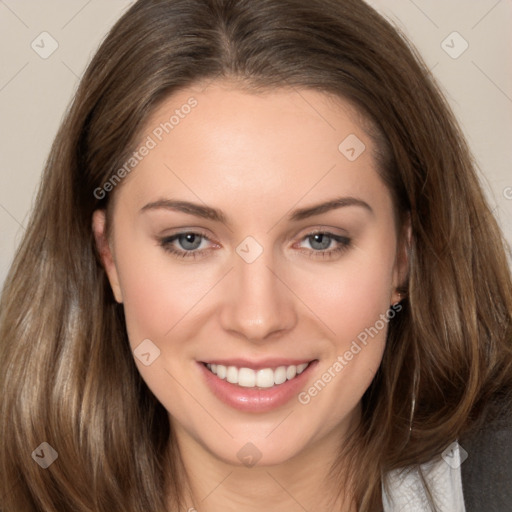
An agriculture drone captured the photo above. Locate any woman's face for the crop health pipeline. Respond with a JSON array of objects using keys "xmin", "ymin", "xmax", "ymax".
[{"xmin": 94, "ymin": 81, "xmax": 407, "ymax": 467}]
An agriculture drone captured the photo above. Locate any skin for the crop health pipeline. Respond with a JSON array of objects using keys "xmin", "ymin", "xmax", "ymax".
[{"xmin": 93, "ymin": 80, "xmax": 408, "ymax": 511}]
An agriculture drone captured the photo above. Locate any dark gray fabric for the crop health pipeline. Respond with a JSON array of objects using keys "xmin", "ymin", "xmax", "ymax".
[{"xmin": 460, "ymin": 397, "xmax": 512, "ymax": 512}]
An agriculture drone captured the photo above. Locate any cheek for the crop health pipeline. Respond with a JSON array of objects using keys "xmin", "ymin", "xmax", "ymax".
[
  {"xmin": 114, "ymin": 250, "xmax": 218, "ymax": 415},
  {"xmin": 309, "ymin": 265, "xmax": 391, "ymax": 330},
  {"xmin": 290, "ymin": 237, "xmax": 396, "ymax": 411},
  {"xmin": 115, "ymin": 239, "xmax": 218, "ymax": 349},
  {"xmin": 292, "ymin": 238, "xmax": 396, "ymax": 347}
]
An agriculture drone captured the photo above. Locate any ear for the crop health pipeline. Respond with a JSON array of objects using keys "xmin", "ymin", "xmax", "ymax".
[
  {"xmin": 391, "ymin": 212, "xmax": 412, "ymax": 305},
  {"xmin": 92, "ymin": 209, "xmax": 123, "ymax": 303}
]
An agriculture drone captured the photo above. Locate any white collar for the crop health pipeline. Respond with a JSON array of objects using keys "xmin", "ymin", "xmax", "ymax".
[{"xmin": 382, "ymin": 440, "xmax": 466, "ymax": 511}]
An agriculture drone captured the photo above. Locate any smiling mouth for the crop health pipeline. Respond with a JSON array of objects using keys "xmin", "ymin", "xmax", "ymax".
[{"xmin": 202, "ymin": 361, "xmax": 316, "ymax": 389}]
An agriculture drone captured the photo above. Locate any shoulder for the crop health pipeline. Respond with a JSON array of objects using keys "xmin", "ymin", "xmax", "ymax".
[{"xmin": 460, "ymin": 392, "xmax": 512, "ymax": 512}]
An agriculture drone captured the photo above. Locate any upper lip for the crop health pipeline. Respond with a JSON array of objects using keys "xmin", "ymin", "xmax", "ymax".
[{"xmin": 200, "ymin": 358, "xmax": 317, "ymax": 370}]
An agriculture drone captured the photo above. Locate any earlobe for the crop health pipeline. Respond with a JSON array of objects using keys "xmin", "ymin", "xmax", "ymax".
[{"xmin": 92, "ymin": 209, "xmax": 123, "ymax": 303}]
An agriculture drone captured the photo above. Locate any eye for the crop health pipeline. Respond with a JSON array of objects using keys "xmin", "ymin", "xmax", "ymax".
[
  {"xmin": 158, "ymin": 230, "xmax": 352, "ymax": 260},
  {"xmin": 159, "ymin": 231, "xmax": 214, "ymax": 260},
  {"xmin": 295, "ymin": 231, "xmax": 352, "ymax": 259}
]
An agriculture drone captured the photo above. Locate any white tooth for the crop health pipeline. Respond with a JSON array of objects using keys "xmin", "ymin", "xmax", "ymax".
[
  {"xmin": 296, "ymin": 363, "xmax": 308, "ymax": 374},
  {"xmin": 216, "ymin": 364, "xmax": 227, "ymax": 379},
  {"xmin": 286, "ymin": 365, "xmax": 297, "ymax": 380},
  {"xmin": 274, "ymin": 366, "xmax": 287, "ymax": 385},
  {"xmin": 209, "ymin": 363, "xmax": 306, "ymax": 387},
  {"xmin": 238, "ymin": 368, "xmax": 256, "ymax": 387},
  {"xmin": 226, "ymin": 366, "xmax": 238, "ymax": 384},
  {"xmin": 256, "ymin": 368, "xmax": 275, "ymax": 388}
]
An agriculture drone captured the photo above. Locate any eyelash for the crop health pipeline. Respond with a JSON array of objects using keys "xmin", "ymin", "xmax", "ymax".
[{"xmin": 158, "ymin": 230, "xmax": 352, "ymax": 260}]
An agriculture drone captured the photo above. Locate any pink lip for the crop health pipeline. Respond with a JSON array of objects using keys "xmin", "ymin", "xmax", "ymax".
[
  {"xmin": 201, "ymin": 358, "xmax": 314, "ymax": 370},
  {"xmin": 197, "ymin": 360, "xmax": 319, "ymax": 413}
]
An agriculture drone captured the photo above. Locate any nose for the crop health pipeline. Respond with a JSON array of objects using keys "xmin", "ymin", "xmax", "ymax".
[{"xmin": 219, "ymin": 246, "xmax": 298, "ymax": 343}]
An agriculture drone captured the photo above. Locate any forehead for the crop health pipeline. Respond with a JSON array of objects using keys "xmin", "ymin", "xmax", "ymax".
[
  {"xmin": 143, "ymin": 81, "xmax": 372, "ymax": 160},
  {"xmin": 111, "ymin": 82, "xmax": 390, "ymax": 224}
]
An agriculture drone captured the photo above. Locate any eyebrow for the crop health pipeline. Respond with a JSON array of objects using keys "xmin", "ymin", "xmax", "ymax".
[{"xmin": 139, "ymin": 196, "xmax": 373, "ymax": 223}]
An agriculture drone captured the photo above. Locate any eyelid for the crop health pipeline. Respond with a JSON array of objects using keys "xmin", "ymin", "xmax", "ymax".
[
  {"xmin": 159, "ymin": 229, "xmax": 216, "ymax": 248},
  {"xmin": 293, "ymin": 225, "xmax": 350, "ymax": 239},
  {"xmin": 292, "ymin": 230, "xmax": 351, "ymax": 254},
  {"xmin": 158, "ymin": 227, "xmax": 352, "ymax": 261},
  {"xmin": 158, "ymin": 225, "xmax": 348, "ymax": 245}
]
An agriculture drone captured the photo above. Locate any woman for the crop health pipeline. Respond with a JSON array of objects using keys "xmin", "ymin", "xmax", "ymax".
[{"xmin": 1, "ymin": 0, "xmax": 511, "ymax": 510}]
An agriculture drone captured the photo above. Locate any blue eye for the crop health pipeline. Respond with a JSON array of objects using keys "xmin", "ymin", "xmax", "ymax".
[
  {"xmin": 159, "ymin": 230, "xmax": 351, "ymax": 260},
  {"xmin": 297, "ymin": 232, "xmax": 352, "ymax": 259},
  {"xmin": 172, "ymin": 233, "xmax": 203, "ymax": 251},
  {"xmin": 159, "ymin": 232, "xmax": 211, "ymax": 259}
]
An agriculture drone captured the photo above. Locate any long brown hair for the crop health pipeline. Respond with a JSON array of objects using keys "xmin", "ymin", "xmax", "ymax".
[{"xmin": 1, "ymin": 0, "xmax": 511, "ymax": 510}]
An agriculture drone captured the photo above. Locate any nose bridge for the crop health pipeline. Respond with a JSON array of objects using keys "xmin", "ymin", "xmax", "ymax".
[{"xmin": 219, "ymin": 236, "xmax": 296, "ymax": 341}]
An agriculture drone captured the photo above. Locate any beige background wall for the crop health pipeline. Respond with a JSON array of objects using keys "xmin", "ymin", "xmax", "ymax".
[{"xmin": 1, "ymin": 0, "xmax": 511, "ymax": 288}]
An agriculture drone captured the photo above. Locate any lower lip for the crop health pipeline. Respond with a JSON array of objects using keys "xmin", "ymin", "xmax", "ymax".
[{"xmin": 197, "ymin": 360, "xmax": 319, "ymax": 413}]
